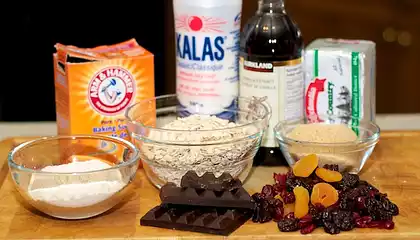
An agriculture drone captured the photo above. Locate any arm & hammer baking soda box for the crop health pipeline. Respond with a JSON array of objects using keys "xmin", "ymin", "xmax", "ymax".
[
  {"xmin": 53, "ymin": 39, "xmax": 155, "ymax": 166},
  {"xmin": 304, "ymin": 38, "xmax": 376, "ymax": 128}
]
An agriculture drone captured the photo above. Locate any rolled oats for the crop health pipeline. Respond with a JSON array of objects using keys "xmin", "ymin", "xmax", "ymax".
[{"xmin": 141, "ymin": 115, "xmax": 258, "ymax": 185}]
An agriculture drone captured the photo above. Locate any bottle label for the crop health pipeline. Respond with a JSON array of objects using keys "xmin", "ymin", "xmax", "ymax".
[
  {"xmin": 174, "ymin": 3, "xmax": 242, "ymax": 116},
  {"xmin": 239, "ymin": 57, "xmax": 304, "ymax": 147}
]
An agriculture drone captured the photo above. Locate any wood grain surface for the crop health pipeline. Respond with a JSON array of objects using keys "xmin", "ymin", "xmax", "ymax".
[{"xmin": 0, "ymin": 132, "xmax": 420, "ymax": 239}]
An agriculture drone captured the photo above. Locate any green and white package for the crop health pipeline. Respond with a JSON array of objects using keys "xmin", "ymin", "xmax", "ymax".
[{"xmin": 304, "ymin": 38, "xmax": 376, "ymax": 126}]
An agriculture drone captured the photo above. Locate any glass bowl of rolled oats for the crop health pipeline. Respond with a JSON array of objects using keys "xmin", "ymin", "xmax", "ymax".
[{"xmin": 125, "ymin": 94, "xmax": 271, "ymax": 188}]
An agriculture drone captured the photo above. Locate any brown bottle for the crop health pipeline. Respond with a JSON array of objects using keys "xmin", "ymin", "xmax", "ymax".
[{"xmin": 239, "ymin": 0, "xmax": 304, "ymax": 166}]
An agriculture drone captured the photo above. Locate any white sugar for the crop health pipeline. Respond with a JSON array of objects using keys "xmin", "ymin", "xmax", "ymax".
[
  {"xmin": 41, "ymin": 160, "xmax": 112, "ymax": 173},
  {"xmin": 28, "ymin": 159, "xmax": 126, "ymax": 208}
]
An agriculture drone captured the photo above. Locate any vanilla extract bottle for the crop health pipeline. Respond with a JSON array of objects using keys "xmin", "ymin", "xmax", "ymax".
[{"xmin": 239, "ymin": 0, "xmax": 304, "ymax": 166}]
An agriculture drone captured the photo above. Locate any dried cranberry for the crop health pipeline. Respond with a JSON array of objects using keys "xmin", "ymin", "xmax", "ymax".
[
  {"xmin": 280, "ymin": 190, "xmax": 296, "ymax": 204},
  {"xmin": 355, "ymin": 216, "xmax": 372, "ymax": 228},
  {"xmin": 382, "ymin": 220, "xmax": 395, "ymax": 230},
  {"xmin": 313, "ymin": 203, "xmax": 325, "ymax": 211},
  {"xmin": 327, "ymin": 202, "xmax": 340, "ymax": 210},
  {"xmin": 352, "ymin": 212, "xmax": 361, "ymax": 219},
  {"xmin": 253, "ymin": 208, "xmax": 272, "ymax": 223},
  {"xmin": 269, "ymin": 198, "xmax": 284, "ymax": 221},
  {"xmin": 273, "ymin": 183, "xmax": 284, "ymax": 194},
  {"xmin": 298, "ymin": 214, "xmax": 313, "ymax": 228},
  {"xmin": 285, "ymin": 212, "xmax": 295, "ymax": 219},
  {"xmin": 270, "ymin": 198, "xmax": 283, "ymax": 207},
  {"xmin": 273, "ymin": 173, "xmax": 287, "ymax": 186},
  {"xmin": 272, "ymin": 205, "xmax": 284, "ymax": 221},
  {"xmin": 261, "ymin": 185, "xmax": 275, "ymax": 198},
  {"xmin": 300, "ymin": 224, "xmax": 316, "ymax": 234},
  {"xmin": 252, "ymin": 192, "xmax": 285, "ymax": 223},
  {"xmin": 355, "ymin": 220, "xmax": 367, "ymax": 228},
  {"xmin": 367, "ymin": 221, "xmax": 381, "ymax": 228},
  {"xmin": 366, "ymin": 220, "xmax": 395, "ymax": 230},
  {"xmin": 256, "ymin": 200, "xmax": 273, "ymax": 223},
  {"xmin": 252, "ymin": 192, "xmax": 265, "ymax": 202},
  {"xmin": 356, "ymin": 196, "xmax": 366, "ymax": 209},
  {"xmin": 252, "ymin": 193, "xmax": 273, "ymax": 223}
]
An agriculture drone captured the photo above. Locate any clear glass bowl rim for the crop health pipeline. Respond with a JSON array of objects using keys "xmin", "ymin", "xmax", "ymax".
[
  {"xmin": 8, "ymin": 135, "xmax": 140, "ymax": 175},
  {"xmin": 124, "ymin": 93, "xmax": 272, "ymax": 133},
  {"xmin": 274, "ymin": 115, "xmax": 381, "ymax": 147}
]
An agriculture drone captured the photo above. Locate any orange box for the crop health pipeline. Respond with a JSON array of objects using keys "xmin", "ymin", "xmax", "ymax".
[{"xmin": 53, "ymin": 39, "xmax": 155, "ymax": 141}]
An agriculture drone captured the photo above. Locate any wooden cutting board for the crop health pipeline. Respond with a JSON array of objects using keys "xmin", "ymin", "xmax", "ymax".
[{"xmin": 0, "ymin": 131, "xmax": 419, "ymax": 240}]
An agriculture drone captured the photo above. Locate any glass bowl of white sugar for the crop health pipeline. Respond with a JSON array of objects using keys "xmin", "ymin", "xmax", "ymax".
[
  {"xmin": 8, "ymin": 135, "xmax": 140, "ymax": 220},
  {"xmin": 125, "ymin": 94, "xmax": 271, "ymax": 188}
]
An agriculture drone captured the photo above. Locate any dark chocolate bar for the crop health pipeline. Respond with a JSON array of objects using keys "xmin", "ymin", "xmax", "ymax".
[
  {"xmin": 160, "ymin": 183, "xmax": 254, "ymax": 209},
  {"xmin": 140, "ymin": 204, "xmax": 252, "ymax": 236},
  {"xmin": 180, "ymin": 171, "xmax": 243, "ymax": 191}
]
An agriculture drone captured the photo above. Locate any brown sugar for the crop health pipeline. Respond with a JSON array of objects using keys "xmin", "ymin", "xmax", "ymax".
[
  {"xmin": 286, "ymin": 123, "xmax": 360, "ymax": 172},
  {"xmin": 287, "ymin": 123, "xmax": 357, "ymax": 143}
]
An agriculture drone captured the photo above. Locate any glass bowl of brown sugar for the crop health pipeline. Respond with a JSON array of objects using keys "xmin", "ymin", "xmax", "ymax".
[{"xmin": 274, "ymin": 115, "xmax": 380, "ymax": 173}]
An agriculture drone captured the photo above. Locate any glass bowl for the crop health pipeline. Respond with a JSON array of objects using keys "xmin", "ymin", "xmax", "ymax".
[
  {"xmin": 125, "ymin": 94, "xmax": 271, "ymax": 188},
  {"xmin": 8, "ymin": 135, "xmax": 140, "ymax": 220},
  {"xmin": 274, "ymin": 115, "xmax": 380, "ymax": 173}
]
